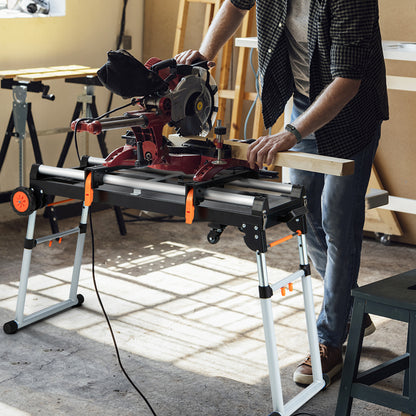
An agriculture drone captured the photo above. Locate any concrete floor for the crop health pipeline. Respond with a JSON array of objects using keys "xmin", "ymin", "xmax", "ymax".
[{"xmin": 0, "ymin": 207, "xmax": 415, "ymax": 416}]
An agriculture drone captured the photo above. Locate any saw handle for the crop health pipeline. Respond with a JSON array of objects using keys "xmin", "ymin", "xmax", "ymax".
[
  {"xmin": 71, "ymin": 119, "xmax": 90, "ymax": 133},
  {"xmin": 150, "ymin": 58, "xmax": 177, "ymax": 73},
  {"xmin": 71, "ymin": 115, "xmax": 149, "ymax": 135},
  {"xmin": 191, "ymin": 60, "xmax": 210, "ymax": 70},
  {"xmin": 150, "ymin": 58, "xmax": 210, "ymax": 76}
]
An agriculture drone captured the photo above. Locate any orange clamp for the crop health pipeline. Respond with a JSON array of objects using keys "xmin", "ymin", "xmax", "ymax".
[
  {"xmin": 185, "ymin": 188, "xmax": 195, "ymax": 224},
  {"xmin": 84, "ymin": 172, "xmax": 94, "ymax": 207}
]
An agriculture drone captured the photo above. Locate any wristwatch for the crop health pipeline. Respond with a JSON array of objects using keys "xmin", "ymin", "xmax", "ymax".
[{"xmin": 285, "ymin": 124, "xmax": 302, "ymax": 143}]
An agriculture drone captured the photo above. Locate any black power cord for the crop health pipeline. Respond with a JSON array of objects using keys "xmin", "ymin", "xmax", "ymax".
[
  {"xmin": 75, "ymin": 2, "xmax": 157, "ymax": 413},
  {"xmin": 88, "ymin": 207, "xmax": 320, "ymax": 416},
  {"xmin": 88, "ymin": 210, "xmax": 158, "ymax": 416},
  {"xmin": 293, "ymin": 413, "xmax": 318, "ymax": 416}
]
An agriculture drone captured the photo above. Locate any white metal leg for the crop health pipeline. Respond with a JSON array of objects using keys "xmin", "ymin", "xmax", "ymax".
[
  {"xmin": 15, "ymin": 211, "xmax": 37, "ymax": 325},
  {"xmin": 257, "ymin": 251, "xmax": 285, "ymax": 412},
  {"xmin": 4, "ymin": 204, "xmax": 89, "ymax": 333},
  {"xmin": 298, "ymin": 233, "xmax": 323, "ymax": 384},
  {"xmin": 256, "ymin": 232, "xmax": 324, "ymax": 416}
]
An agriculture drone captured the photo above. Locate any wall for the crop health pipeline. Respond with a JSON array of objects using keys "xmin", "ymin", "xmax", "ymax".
[
  {"xmin": 0, "ymin": 0, "xmax": 144, "ymax": 219},
  {"xmin": 143, "ymin": 0, "xmax": 204, "ymax": 61},
  {"xmin": 377, "ymin": 0, "xmax": 416, "ymax": 244}
]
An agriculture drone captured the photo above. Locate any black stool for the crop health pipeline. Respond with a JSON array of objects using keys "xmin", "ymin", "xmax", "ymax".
[{"xmin": 336, "ymin": 269, "xmax": 416, "ymax": 416}]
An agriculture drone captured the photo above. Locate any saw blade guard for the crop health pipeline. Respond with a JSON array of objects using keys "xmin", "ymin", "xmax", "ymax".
[{"xmin": 169, "ymin": 65, "xmax": 218, "ymax": 137}]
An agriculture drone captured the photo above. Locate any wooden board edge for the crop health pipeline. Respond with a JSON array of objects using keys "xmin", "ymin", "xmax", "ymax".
[{"xmin": 169, "ymin": 134, "xmax": 354, "ymax": 176}]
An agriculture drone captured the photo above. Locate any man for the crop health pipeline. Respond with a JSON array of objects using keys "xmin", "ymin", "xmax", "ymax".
[{"xmin": 176, "ymin": 0, "xmax": 388, "ymax": 386}]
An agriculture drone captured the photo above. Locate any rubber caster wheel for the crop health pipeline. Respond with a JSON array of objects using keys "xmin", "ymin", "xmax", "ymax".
[
  {"xmin": 3, "ymin": 320, "xmax": 18, "ymax": 334},
  {"xmin": 207, "ymin": 230, "xmax": 221, "ymax": 244},
  {"xmin": 375, "ymin": 232, "xmax": 391, "ymax": 246},
  {"xmin": 379, "ymin": 234, "xmax": 391, "ymax": 246}
]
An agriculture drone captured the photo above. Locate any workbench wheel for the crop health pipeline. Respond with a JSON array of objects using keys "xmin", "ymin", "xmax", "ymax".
[
  {"xmin": 11, "ymin": 187, "xmax": 37, "ymax": 216},
  {"xmin": 75, "ymin": 294, "xmax": 84, "ymax": 307},
  {"xmin": 3, "ymin": 320, "xmax": 18, "ymax": 335},
  {"xmin": 207, "ymin": 230, "xmax": 221, "ymax": 244}
]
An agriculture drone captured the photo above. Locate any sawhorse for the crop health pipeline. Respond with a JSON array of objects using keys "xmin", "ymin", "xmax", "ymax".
[
  {"xmin": 0, "ymin": 78, "xmax": 54, "ymax": 203},
  {"xmin": 0, "ymin": 66, "xmax": 126, "ymax": 234}
]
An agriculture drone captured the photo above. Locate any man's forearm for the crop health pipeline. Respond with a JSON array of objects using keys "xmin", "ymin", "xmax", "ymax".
[
  {"xmin": 246, "ymin": 77, "xmax": 362, "ymax": 168},
  {"xmin": 199, "ymin": 0, "xmax": 247, "ymax": 60},
  {"xmin": 292, "ymin": 77, "xmax": 361, "ymax": 139}
]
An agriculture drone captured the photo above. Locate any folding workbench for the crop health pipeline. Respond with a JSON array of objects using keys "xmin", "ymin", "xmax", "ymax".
[{"xmin": 4, "ymin": 158, "xmax": 325, "ymax": 416}]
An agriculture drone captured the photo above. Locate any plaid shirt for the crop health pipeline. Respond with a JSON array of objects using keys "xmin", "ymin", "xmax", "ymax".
[{"xmin": 231, "ymin": 0, "xmax": 389, "ymax": 158}]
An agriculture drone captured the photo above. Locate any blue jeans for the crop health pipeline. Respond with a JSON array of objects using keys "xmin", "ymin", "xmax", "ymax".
[{"xmin": 289, "ymin": 92, "xmax": 381, "ymax": 348}]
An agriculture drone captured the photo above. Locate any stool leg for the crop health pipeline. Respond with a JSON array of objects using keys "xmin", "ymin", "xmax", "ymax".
[
  {"xmin": 403, "ymin": 311, "xmax": 416, "ymax": 415},
  {"xmin": 335, "ymin": 298, "xmax": 366, "ymax": 416}
]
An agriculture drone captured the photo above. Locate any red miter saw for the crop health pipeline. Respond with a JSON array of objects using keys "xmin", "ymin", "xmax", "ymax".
[{"xmin": 72, "ymin": 50, "xmax": 255, "ymax": 182}]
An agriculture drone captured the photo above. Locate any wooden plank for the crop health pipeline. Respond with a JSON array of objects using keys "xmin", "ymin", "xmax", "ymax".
[
  {"xmin": 48, "ymin": 65, "xmax": 91, "ymax": 71},
  {"xmin": 0, "ymin": 65, "xmax": 90, "ymax": 79},
  {"xmin": 229, "ymin": 9, "xmax": 255, "ymax": 139},
  {"xmin": 0, "ymin": 67, "xmax": 52, "ymax": 79},
  {"xmin": 386, "ymin": 75, "xmax": 416, "ymax": 92},
  {"xmin": 383, "ymin": 40, "xmax": 416, "ymax": 62},
  {"xmin": 172, "ymin": 0, "xmax": 190, "ymax": 57},
  {"xmin": 217, "ymin": 38, "xmax": 234, "ymax": 122},
  {"xmin": 16, "ymin": 68, "xmax": 98, "ymax": 82},
  {"xmin": 364, "ymin": 166, "xmax": 403, "ymax": 236},
  {"xmin": 380, "ymin": 195, "xmax": 416, "ymax": 215},
  {"xmin": 169, "ymin": 134, "xmax": 355, "ymax": 176}
]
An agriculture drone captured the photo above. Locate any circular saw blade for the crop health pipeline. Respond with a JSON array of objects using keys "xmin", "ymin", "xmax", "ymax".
[{"xmin": 170, "ymin": 66, "xmax": 218, "ymax": 137}]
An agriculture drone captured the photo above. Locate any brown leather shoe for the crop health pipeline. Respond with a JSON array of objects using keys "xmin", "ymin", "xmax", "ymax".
[
  {"xmin": 345, "ymin": 313, "xmax": 376, "ymax": 342},
  {"xmin": 293, "ymin": 343, "xmax": 343, "ymax": 386}
]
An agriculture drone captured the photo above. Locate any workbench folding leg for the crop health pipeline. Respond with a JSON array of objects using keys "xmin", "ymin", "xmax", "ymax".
[
  {"xmin": 3, "ymin": 205, "xmax": 89, "ymax": 334},
  {"xmin": 257, "ymin": 233, "xmax": 325, "ymax": 416}
]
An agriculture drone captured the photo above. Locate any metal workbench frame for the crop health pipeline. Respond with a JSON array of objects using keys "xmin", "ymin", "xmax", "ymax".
[{"xmin": 4, "ymin": 160, "xmax": 325, "ymax": 416}]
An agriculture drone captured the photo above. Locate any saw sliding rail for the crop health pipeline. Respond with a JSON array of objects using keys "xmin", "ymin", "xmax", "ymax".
[{"xmin": 4, "ymin": 158, "xmax": 325, "ymax": 416}]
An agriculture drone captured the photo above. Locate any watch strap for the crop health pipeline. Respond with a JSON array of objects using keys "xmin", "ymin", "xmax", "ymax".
[{"xmin": 285, "ymin": 124, "xmax": 302, "ymax": 143}]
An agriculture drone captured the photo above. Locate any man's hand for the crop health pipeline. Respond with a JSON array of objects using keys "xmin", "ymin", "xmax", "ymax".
[
  {"xmin": 247, "ymin": 131, "xmax": 298, "ymax": 169},
  {"xmin": 175, "ymin": 50, "xmax": 216, "ymax": 68}
]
